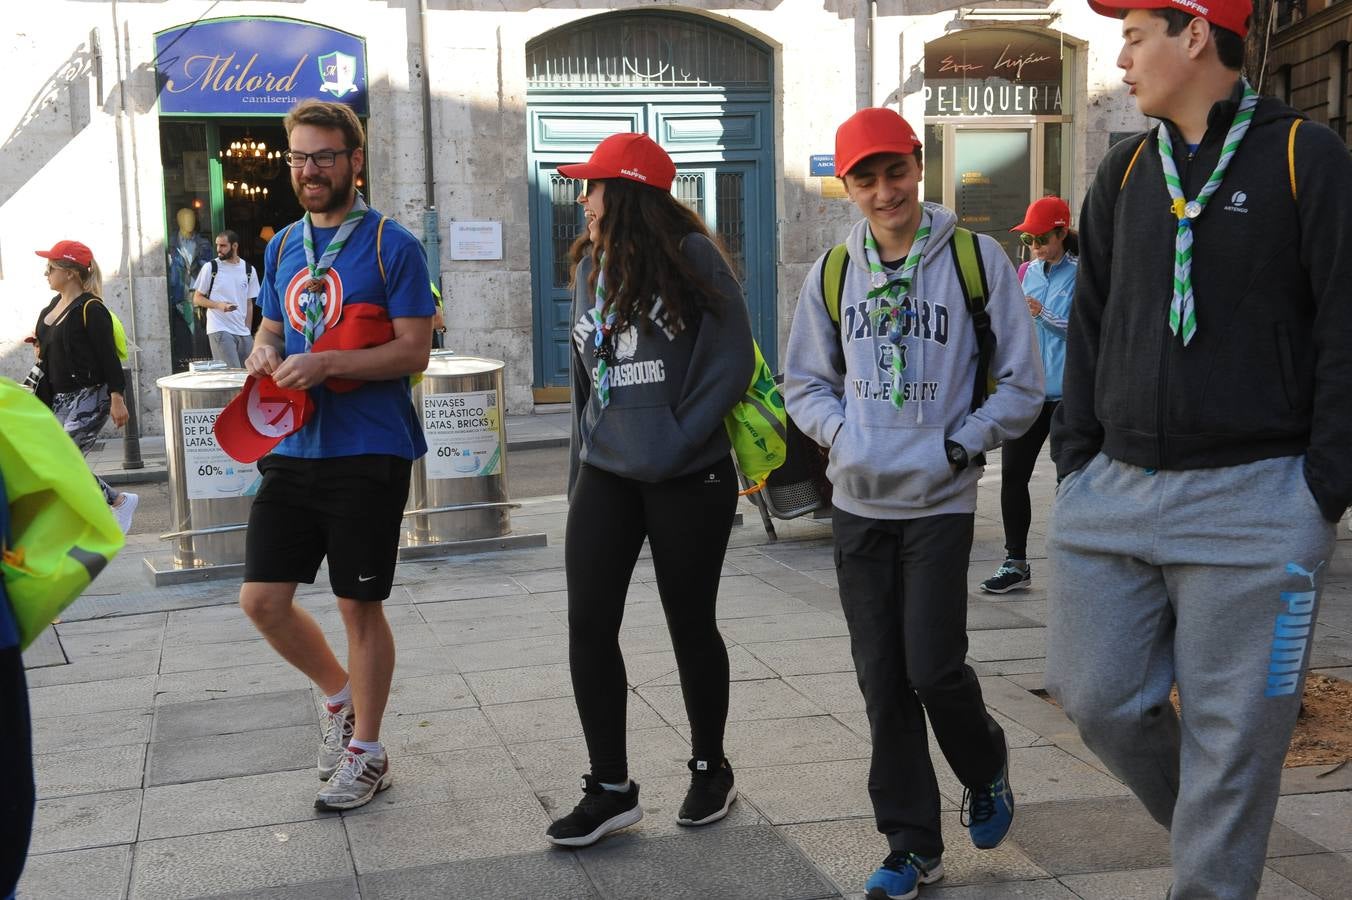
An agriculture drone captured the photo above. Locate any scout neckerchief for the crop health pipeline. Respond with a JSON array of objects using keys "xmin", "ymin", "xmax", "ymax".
[
  {"xmin": 864, "ymin": 210, "xmax": 933, "ymax": 410},
  {"xmin": 301, "ymin": 193, "xmax": 369, "ymax": 350},
  {"xmin": 1159, "ymin": 81, "xmax": 1258, "ymax": 346},
  {"xmin": 589, "ymin": 254, "xmax": 618, "ymax": 407}
]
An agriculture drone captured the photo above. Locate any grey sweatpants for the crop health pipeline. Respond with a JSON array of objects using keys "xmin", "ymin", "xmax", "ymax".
[
  {"xmin": 1046, "ymin": 453, "xmax": 1335, "ymax": 900},
  {"xmin": 208, "ymin": 331, "xmax": 253, "ymax": 369}
]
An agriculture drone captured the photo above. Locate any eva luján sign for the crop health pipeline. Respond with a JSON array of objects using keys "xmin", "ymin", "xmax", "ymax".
[
  {"xmin": 923, "ymin": 29, "xmax": 1063, "ymax": 117},
  {"xmin": 154, "ymin": 17, "xmax": 368, "ymax": 116}
]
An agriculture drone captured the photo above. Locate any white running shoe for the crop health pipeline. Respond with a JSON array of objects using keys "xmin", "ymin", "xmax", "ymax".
[{"xmin": 112, "ymin": 492, "xmax": 139, "ymax": 534}]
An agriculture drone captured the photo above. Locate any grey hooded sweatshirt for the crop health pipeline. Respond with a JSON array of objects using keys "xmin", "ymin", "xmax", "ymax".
[
  {"xmin": 784, "ymin": 202, "xmax": 1044, "ymax": 520},
  {"xmin": 568, "ymin": 233, "xmax": 754, "ymax": 495}
]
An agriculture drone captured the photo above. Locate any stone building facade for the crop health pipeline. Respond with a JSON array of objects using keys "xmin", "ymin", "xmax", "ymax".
[{"xmin": 0, "ymin": 0, "xmax": 1138, "ymax": 433}]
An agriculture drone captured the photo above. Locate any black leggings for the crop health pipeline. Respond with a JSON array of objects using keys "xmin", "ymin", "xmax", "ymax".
[
  {"xmin": 565, "ymin": 456, "xmax": 737, "ymax": 784},
  {"xmin": 0, "ymin": 644, "xmax": 33, "ymax": 898},
  {"xmin": 999, "ymin": 400, "xmax": 1059, "ymax": 560}
]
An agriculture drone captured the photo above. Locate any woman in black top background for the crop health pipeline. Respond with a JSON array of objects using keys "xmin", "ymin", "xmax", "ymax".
[{"xmin": 32, "ymin": 240, "xmax": 138, "ymax": 534}]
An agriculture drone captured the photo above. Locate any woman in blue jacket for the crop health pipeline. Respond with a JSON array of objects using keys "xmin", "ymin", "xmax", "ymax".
[{"xmin": 980, "ymin": 197, "xmax": 1077, "ymax": 594}]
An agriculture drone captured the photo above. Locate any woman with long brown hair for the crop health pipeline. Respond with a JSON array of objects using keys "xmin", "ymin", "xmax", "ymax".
[
  {"xmin": 31, "ymin": 241, "xmax": 138, "ymax": 533},
  {"xmin": 546, "ymin": 134, "xmax": 754, "ymax": 848}
]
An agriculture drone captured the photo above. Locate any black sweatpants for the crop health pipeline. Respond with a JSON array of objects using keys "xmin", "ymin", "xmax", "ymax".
[
  {"xmin": 0, "ymin": 644, "xmax": 33, "ymax": 899},
  {"xmin": 998, "ymin": 400, "xmax": 1058, "ymax": 560},
  {"xmin": 832, "ymin": 507, "xmax": 1006, "ymax": 858},
  {"xmin": 565, "ymin": 457, "xmax": 737, "ymax": 784}
]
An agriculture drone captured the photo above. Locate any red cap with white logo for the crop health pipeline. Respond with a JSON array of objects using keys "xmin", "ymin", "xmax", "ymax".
[
  {"xmin": 1087, "ymin": 0, "xmax": 1250, "ymax": 39},
  {"xmin": 35, "ymin": 240, "xmax": 94, "ymax": 268},
  {"xmin": 558, "ymin": 133, "xmax": 676, "ymax": 192}
]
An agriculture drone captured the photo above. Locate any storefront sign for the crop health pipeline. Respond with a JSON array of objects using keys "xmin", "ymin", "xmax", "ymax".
[
  {"xmin": 924, "ymin": 29, "xmax": 1063, "ymax": 117},
  {"xmin": 450, "ymin": 221, "xmax": 504, "ymax": 261},
  {"xmin": 155, "ymin": 18, "xmax": 368, "ymax": 116},
  {"xmin": 422, "ymin": 391, "xmax": 504, "ymax": 479},
  {"xmin": 809, "ymin": 154, "xmax": 836, "ymax": 176},
  {"xmin": 181, "ymin": 407, "xmax": 261, "ymax": 499}
]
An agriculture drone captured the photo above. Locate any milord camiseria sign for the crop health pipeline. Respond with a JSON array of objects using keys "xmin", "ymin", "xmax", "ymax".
[{"xmin": 154, "ymin": 17, "xmax": 368, "ymax": 116}]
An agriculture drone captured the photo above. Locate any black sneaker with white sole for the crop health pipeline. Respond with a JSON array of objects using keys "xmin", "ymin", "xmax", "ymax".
[
  {"xmin": 677, "ymin": 757, "xmax": 736, "ymax": 826},
  {"xmin": 979, "ymin": 561, "xmax": 1031, "ymax": 594},
  {"xmin": 545, "ymin": 775, "xmax": 642, "ymax": 847}
]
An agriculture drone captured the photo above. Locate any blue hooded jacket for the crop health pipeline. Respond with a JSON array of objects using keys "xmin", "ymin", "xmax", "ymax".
[{"xmin": 1020, "ymin": 252, "xmax": 1076, "ymax": 401}]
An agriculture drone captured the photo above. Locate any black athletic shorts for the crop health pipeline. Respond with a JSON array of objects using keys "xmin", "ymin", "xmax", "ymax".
[{"xmin": 244, "ymin": 453, "xmax": 412, "ymax": 602}]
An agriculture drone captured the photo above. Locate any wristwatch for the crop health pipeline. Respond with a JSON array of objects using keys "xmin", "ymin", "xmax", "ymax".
[{"xmin": 945, "ymin": 440, "xmax": 970, "ymax": 472}]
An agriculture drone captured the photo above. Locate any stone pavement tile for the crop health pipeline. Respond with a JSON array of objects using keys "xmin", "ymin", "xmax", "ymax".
[
  {"xmin": 344, "ymin": 792, "xmax": 550, "ymax": 873},
  {"xmin": 623, "ymin": 647, "xmax": 681, "ymax": 687},
  {"xmin": 24, "ymin": 649, "xmax": 160, "ymax": 687},
  {"xmin": 481, "ymin": 692, "xmax": 664, "ymax": 744},
  {"xmin": 18, "ymin": 845, "xmax": 133, "ymax": 900},
  {"xmin": 760, "ymin": 542, "xmax": 837, "ymax": 570},
  {"xmin": 1280, "ymin": 763, "xmax": 1352, "ymax": 796},
  {"xmin": 1007, "ymin": 745, "xmax": 1132, "ymax": 805},
  {"xmin": 1268, "ymin": 821, "xmax": 1338, "ymax": 858},
  {"xmin": 638, "ymin": 677, "xmax": 825, "ymax": 727},
  {"xmin": 965, "ymin": 627, "xmax": 1047, "ymax": 662},
  {"xmin": 403, "ymin": 574, "xmax": 529, "ymax": 604},
  {"xmin": 202, "ymin": 877, "xmax": 360, "ymax": 899},
  {"xmin": 58, "ymin": 622, "xmax": 164, "ymax": 658},
  {"xmin": 833, "ymin": 710, "xmax": 872, "ymax": 744},
  {"xmin": 619, "ymin": 623, "xmax": 683, "ymax": 656},
  {"xmin": 150, "ymin": 688, "xmax": 313, "ymax": 742},
  {"xmin": 737, "ymin": 758, "xmax": 873, "ymax": 824},
  {"xmin": 146, "ymin": 724, "xmax": 315, "ymax": 786},
  {"xmin": 30, "ymin": 788, "xmax": 142, "ymax": 854},
  {"xmin": 1061, "ymin": 864, "xmax": 1322, "ymax": 898},
  {"xmin": 384, "ymin": 672, "xmax": 477, "ymax": 716},
  {"xmin": 538, "ymin": 771, "xmax": 765, "ymax": 841},
  {"xmin": 463, "ymin": 660, "xmax": 573, "ymax": 705},
  {"xmin": 966, "ymin": 601, "xmax": 1043, "ymax": 631},
  {"xmin": 576, "ymin": 824, "xmax": 838, "ymax": 900},
  {"xmin": 34, "ymin": 744, "xmax": 147, "ymax": 799},
  {"xmin": 413, "ymin": 589, "xmax": 571, "ymax": 623},
  {"xmin": 130, "ymin": 819, "xmax": 353, "ymax": 900},
  {"xmin": 448, "ymin": 634, "xmax": 571, "ymax": 672},
  {"xmin": 510, "ymin": 725, "xmax": 691, "ymax": 792},
  {"xmin": 426, "ymin": 610, "xmax": 567, "ymax": 646},
  {"xmin": 379, "ymin": 707, "xmax": 501, "ymax": 756},
  {"xmin": 385, "ymin": 643, "xmax": 460, "ymax": 679},
  {"xmin": 340, "ymin": 745, "xmax": 534, "ymax": 817},
  {"xmin": 139, "ymin": 770, "xmax": 325, "ymax": 840},
  {"xmin": 742, "ymin": 636, "xmax": 855, "ymax": 676},
  {"xmin": 1010, "ymin": 797, "xmax": 1171, "ymax": 875},
  {"xmin": 30, "ymin": 707, "xmax": 153, "ymax": 754},
  {"xmin": 56, "ymin": 611, "xmax": 168, "ymax": 635},
  {"xmin": 359, "ymin": 853, "xmax": 599, "ymax": 900},
  {"xmin": 782, "ymin": 811, "xmax": 1048, "ymax": 897},
  {"xmin": 22, "ymin": 628, "xmax": 67, "ymax": 668},
  {"xmin": 718, "ymin": 611, "xmax": 850, "ymax": 644},
  {"xmin": 991, "ymin": 710, "xmax": 1046, "ymax": 749},
  {"xmin": 1266, "ymin": 852, "xmax": 1352, "ymax": 899},
  {"xmin": 509, "ymin": 569, "xmax": 570, "ymax": 594},
  {"xmin": 154, "ymin": 660, "xmax": 310, "ymax": 706},
  {"xmin": 714, "ymin": 715, "xmax": 870, "ymax": 768},
  {"xmin": 158, "ymin": 637, "xmax": 288, "ymax": 674},
  {"xmin": 1275, "ymin": 792, "xmax": 1352, "ymax": 851},
  {"xmin": 784, "ymin": 672, "xmax": 866, "ymax": 714},
  {"xmin": 28, "ymin": 675, "xmax": 158, "ymax": 718},
  {"xmin": 642, "ymin": 644, "xmax": 779, "ymax": 686},
  {"xmin": 717, "ymin": 592, "xmax": 822, "ymax": 623},
  {"xmin": 995, "ymin": 598, "xmax": 1050, "ymax": 625},
  {"xmin": 920, "ymin": 878, "xmax": 1081, "ymax": 899},
  {"xmin": 1309, "ymin": 625, "xmax": 1352, "ymax": 668},
  {"xmin": 975, "ymin": 659, "xmax": 1048, "ymax": 676}
]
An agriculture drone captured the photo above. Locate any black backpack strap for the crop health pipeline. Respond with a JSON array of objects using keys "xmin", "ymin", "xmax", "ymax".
[{"xmin": 205, "ymin": 258, "xmax": 219, "ymax": 299}]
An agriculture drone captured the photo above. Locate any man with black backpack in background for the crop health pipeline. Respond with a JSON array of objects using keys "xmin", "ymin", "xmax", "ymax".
[
  {"xmin": 784, "ymin": 107, "xmax": 1043, "ymax": 900},
  {"xmin": 1047, "ymin": 3, "xmax": 1352, "ymax": 897},
  {"xmin": 193, "ymin": 229, "xmax": 260, "ymax": 368}
]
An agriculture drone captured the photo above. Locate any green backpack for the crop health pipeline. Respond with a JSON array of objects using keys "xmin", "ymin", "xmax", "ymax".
[
  {"xmin": 81, "ymin": 297, "xmax": 130, "ymax": 362},
  {"xmin": 723, "ymin": 340, "xmax": 788, "ymax": 491},
  {"xmin": 0, "ymin": 378, "xmax": 124, "ymax": 649}
]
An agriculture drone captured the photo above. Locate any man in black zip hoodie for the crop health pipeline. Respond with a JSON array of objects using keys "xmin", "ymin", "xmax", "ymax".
[{"xmin": 1047, "ymin": 3, "xmax": 1352, "ymax": 898}]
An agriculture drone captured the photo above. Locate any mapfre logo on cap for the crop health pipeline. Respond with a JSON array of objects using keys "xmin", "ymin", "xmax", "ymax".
[
  {"xmin": 619, "ymin": 168, "xmax": 648, "ymax": 182},
  {"xmin": 1173, "ymin": 0, "xmax": 1211, "ymax": 14},
  {"xmin": 283, "ymin": 268, "xmax": 345, "ymax": 334}
]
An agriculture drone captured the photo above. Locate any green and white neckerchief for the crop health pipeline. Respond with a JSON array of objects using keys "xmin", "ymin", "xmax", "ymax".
[
  {"xmin": 301, "ymin": 193, "xmax": 369, "ymax": 349},
  {"xmin": 589, "ymin": 254, "xmax": 618, "ymax": 407},
  {"xmin": 863, "ymin": 210, "xmax": 932, "ymax": 410},
  {"xmin": 1159, "ymin": 81, "xmax": 1258, "ymax": 346}
]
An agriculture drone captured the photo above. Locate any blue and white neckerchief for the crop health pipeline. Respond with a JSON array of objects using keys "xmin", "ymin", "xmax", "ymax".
[
  {"xmin": 589, "ymin": 254, "xmax": 618, "ymax": 407},
  {"xmin": 863, "ymin": 211, "xmax": 933, "ymax": 410}
]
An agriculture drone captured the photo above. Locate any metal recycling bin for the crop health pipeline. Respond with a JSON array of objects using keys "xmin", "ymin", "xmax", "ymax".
[
  {"xmin": 157, "ymin": 363, "xmax": 256, "ymax": 570},
  {"xmin": 405, "ymin": 353, "xmax": 514, "ymax": 547}
]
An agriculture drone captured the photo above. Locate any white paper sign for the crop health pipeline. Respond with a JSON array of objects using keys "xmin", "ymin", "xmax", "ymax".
[
  {"xmin": 449, "ymin": 220, "xmax": 503, "ymax": 260},
  {"xmin": 181, "ymin": 407, "xmax": 261, "ymax": 500},
  {"xmin": 422, "ymin": 390, "xmax": 503, "ymax": 479}
]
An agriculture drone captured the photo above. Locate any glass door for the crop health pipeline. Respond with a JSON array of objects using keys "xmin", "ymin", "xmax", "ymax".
[{"xmin": 951, "ymin": 127, "xmax": 1031, "ymax": 263}]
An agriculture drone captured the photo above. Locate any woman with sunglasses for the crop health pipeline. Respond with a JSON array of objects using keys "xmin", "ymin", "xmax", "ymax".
[
  {"xmin": 546, "ymin": 133, "xmax": 754, "ymax": 848},
  {"xmin": 31, "ymin": 241, "xmax": 139, "ymax": 534},
  {"xmin": 979, "ymin": 197, "xmax": 1078, "ymax": 594}
]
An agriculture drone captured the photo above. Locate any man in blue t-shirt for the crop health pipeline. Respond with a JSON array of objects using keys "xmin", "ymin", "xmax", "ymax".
[{"xmin": 240, "ymin": 100, "xmax": 434, "ymax": 813}]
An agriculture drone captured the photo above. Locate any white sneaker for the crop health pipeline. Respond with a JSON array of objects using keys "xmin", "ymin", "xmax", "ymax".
[
  {"xmin": 112, "ymin": 492, "xmax": 139, "ymax": 534},
  {"xmin": 317, "ymin": 701, "xmax": 355, "ymax": 780},
  {"xmin": 315, "ymin": 747, "xmax": 391, "ymax": 811}
]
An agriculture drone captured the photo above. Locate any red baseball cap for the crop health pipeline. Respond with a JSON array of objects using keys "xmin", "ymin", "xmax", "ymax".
[
  {"xmin": 1088, "ymin": 0, "xmax": 1250, "ymax": 39},
  {"xmin": 35, "ymin": 240, "xmax": 93, "ymax": 268},
  {"xmin": 214, "ymin": 375, "xmax": 314, "ymax": 463},
  {"xmin": 557, "ymin": 133, "xmax": 676, "ymax": 192},
  {"xmin": 310, "ymin": 303, "xmax": 396, "ymax": 393},
  {"xmin": 835, "ymin": 108, "xmax": 923, "ymax": 177},
  {"xmin": 1011, "ymin": 196, "xmax": 1072, "ymax": 234}
]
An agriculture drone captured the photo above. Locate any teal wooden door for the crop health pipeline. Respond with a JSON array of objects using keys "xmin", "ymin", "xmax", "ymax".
[{"xmin": 529, "ymin": 103, "xmax": 775, "ymax": 388}]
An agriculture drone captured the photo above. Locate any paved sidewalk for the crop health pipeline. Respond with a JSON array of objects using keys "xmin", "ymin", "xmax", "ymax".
[{"xmin": 19, "ymin": 451, "xmax": 1352, "ymax": 899}]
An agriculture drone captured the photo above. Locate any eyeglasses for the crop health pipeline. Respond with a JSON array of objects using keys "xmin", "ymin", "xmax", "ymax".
[
  {"xmin": 283, "ymin": 148, "xmax": 355, "ymax": 168},
  {"xmin": 1020, "ymin": 230, "xmax": 1058, "ymax": 247},
  {"xmin": 580, "ymin": 179, "xmax": 602, "ymax": 197}
]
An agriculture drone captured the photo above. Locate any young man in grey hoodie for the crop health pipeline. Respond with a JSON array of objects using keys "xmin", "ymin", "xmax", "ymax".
[{"xmin": 784, "ymin": 108, "xmax": 1044, "ymax": 900}]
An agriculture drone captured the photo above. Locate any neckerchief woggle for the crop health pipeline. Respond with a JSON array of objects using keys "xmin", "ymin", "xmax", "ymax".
[
  {"xmin": 590, "ymin": 254, "xmax": 618, "ymax": 407},
  {"xmin": 864, "ymin": 210, "xmax": 933, "ymax": 410},
  {"xmin": 301, "ymin": 193, "xmax": 369, "ymax": 350},
  {"xmin": 1159, "ymin": 81, "xmax": 1257, "ymax": 346}
]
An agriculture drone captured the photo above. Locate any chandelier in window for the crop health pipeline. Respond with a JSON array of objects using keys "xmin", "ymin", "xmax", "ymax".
[
  {"xmin": 219, "ymin": 135, "xmax": 283, "ymax": 187},
  {"xmin": 224, "ymin": 180, "xmax": 269, "ymax": 200}
]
